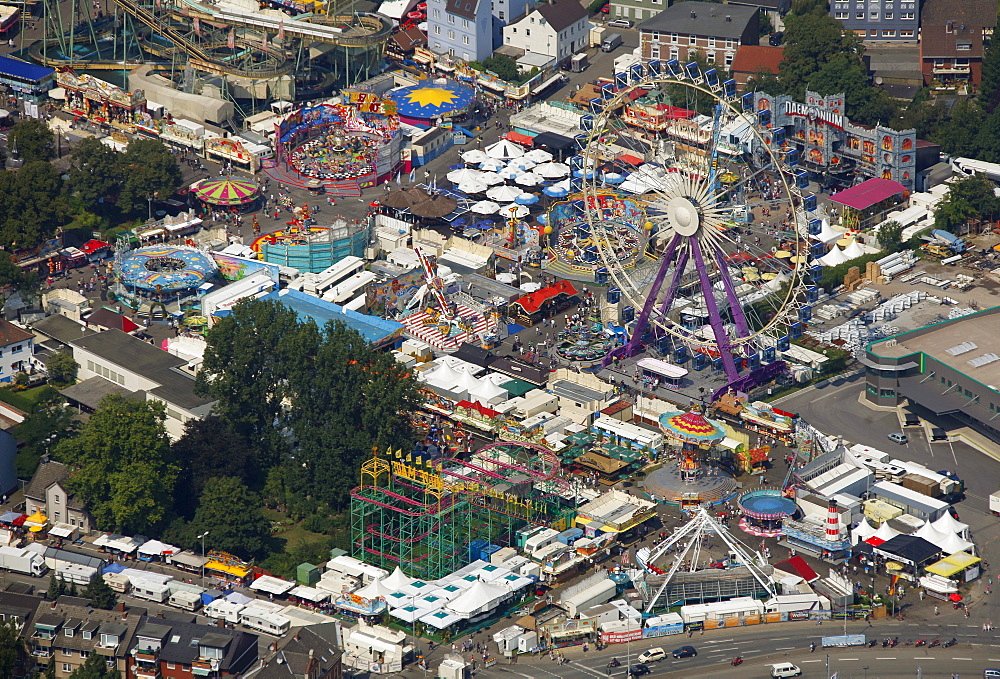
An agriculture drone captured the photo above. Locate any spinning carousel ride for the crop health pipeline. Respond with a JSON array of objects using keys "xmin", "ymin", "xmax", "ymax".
[
  {"xmin": 545, "ymin": 192, "xmax": 647, "ymax": 280},
  {"xmin": 581, "ymin": 63, "xmax": 813, "ymax": 398},
  {"xmin": 736, "ymin": 487, "xmax": 798, "ymax": 538}
]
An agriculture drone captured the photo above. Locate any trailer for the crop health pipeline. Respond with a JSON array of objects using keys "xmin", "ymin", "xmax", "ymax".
[
  {"xmin": 168, "ymin": 590, "xmax": 202, "ymax": 611},
  {"xmin": 57, "ymin": 563, "xmax": 97, "ymax": 585},
  {"xmin": 990, "ymin": 490, "xmax": 1000, "ymax": 516},
  {"xmin": 0, "ymin": 545, "xmax": 47, "ymax": 576},
  {"xmin": 240, "ymin": 605, "xmax": 291, "ymax": 636}
]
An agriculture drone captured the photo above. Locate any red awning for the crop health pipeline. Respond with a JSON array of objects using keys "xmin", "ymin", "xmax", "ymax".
[
  {"xmin": 80, "ymin": 239, "xmax": 111, "ymax": 255},
  {"xmin": 773, "ymin": 555, "xmax": 819, "ymax": 582},
  {"xmin": 455, "ymin": 400, "xmax": 501, "ymax": 418},
  {"xmin": 864, "ymin": 536, "xmax": 885, "ymax": 546},
  {"xmin": 504, "ymin": 131, "xmax": 535, "ymax": 147},
  {"xmin": 513, "ymin": 280, "xmax": 578, "ymax": 315},
  {"xmin": 618, "ymin": 154, "xmax": 643, "ymax": 166},
  {"xmin": 830, "ymin": 178, "xmax": 906, "ymax": 211}
]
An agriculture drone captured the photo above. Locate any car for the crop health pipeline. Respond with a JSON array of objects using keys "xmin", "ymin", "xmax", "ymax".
[
  {"xmin": 768, "ymin": 31, "xmax": 784, "ymax": 46},
  {"xmin": 600, "ymin": 2, "xmax": 610, "ymax": 11},
  {"xmin": 607, "ymin": 18, "xmax": 632, "ymax": 28},
  {"xmin": 931, "ymin": 427, "xmax": 948, "ymax": 441},
  {"xmin": 939, "ymin": 491, "xmax": 966, "ymax": 505},
  {"xmin": 627, "ymin": 665, "xmax": 651, "ymax": 677},
  {"xmin": 887, "ymin": 432, "xmax": 908, "ymax": 444},
  {"xmin": 672, "ymin": 646, "xmax": 697, "ymax": 659},
  {"xmin": 637, "ymin": 648, "xmax": 666, "ymax": 663}
]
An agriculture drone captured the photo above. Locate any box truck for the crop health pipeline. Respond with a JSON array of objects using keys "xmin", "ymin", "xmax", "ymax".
[{"xmin": 0, "ymin": 545, "xmax": 48, "ymax": 576}]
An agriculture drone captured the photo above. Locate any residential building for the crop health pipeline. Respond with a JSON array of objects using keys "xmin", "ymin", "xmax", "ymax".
[
  {"xmin": 919, "ymin": 0, "xmax": 996, "ymax": 87},
  {"xmin": 244, "ymin": 623, "xmax": 343, "ymax": 679},
  {"xmin": 23, "ymin": 460, "xmax": 94, "ymax": 533},
  {"xmin": 426, "ymin": 0, "xmax": 493, "ymax": 62},
  {"xmin": 728, "ymin": 44, "xmax": 783, "ymax": 89},
  {"xmin": 491, "ymin": 0, "xmax": 533, "ymax": 54},
  {"xmin": 502, "ymin": 0, "xmax": 589, "ymax": 64},
  {"xmin": 637, "ymin": 3, "xmax": 759, "ymax": 69},
  {"xmin": 25, "ymin": 596, "xmax": 144, "ymax": 679},
  {"xmin": 0, "ymin": 319, "xmax": 35, "ymax": 383},
  {"xmin": 0, "ymin": 590, "xmax": 44, "ymax": 678},
  {"xmin": 609, "ymin": 0, "xmax": 667, "ymax": 26},
  {"xmin": 67, "ymin": 330, "xmax": 216, "ymax": 440},
  {"xmin": 129, "ymin": 616, "xmax": 258, "ymax": 679},
  {"xmin": 830, "ymin": 0, "xmax": 918, "ymax": 41}
]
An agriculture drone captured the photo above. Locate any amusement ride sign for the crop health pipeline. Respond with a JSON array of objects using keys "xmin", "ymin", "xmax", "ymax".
[{"xmin": 783, "ymin": 101, "xmax": 844, "ymax": 130}]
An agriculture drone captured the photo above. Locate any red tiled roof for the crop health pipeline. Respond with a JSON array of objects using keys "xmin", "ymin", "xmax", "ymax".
[
  {"xmin": 830, "ymin": 178, "xmax": 907, "ymax": 210},
  {"xmin": 513, "ymin": 280, "xmax": 579, "ymax": 315},
  {"xmin": 0, "ymin": 319, "xmax": 33, "ymax": 347},
  {"xmin": 729, "ymin": 45, "xmax": 785, "ymax": 75}
]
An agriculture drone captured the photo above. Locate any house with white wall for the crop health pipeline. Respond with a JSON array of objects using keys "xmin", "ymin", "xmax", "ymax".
[
  {"xmin": 427, "ymin": 0, "xmax": 494, "ymax": 61},
  {"xmin": 0, "ymin": 319, "xmax": 35, "ymax": 383},
  {"xmin": 503, "ymin": 0, "xmax": 589, "ymax": 64}
]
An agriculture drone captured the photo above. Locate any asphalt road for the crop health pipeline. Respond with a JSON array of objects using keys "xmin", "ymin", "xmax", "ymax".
[{"xmin": 478, "ymin": 620, "xmax": 1000, "ymax": 678}]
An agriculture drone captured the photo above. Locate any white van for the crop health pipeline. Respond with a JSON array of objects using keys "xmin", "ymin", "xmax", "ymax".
[
  {"xmin": 637, "ymin": 648, "xmax": 666, "ymax": 663},
  {"xmin": 771, "ymin": 663, "xmax": 802, "ymax": 678}
]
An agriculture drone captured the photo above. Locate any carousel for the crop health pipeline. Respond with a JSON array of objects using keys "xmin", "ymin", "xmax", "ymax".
[
  {"xmin": 736, "ymin": 487, "xmax": 798, "ymax": 538},
  {"xmin": 112, "ymin": 245, "xmax": 218, "ymax": 315},
  {"xmin": 554, "ymin": 322, "xmax": 617, "ymax": 362},
  {"xmin": 193, "ymin": 177, "xmax": 262, "ymax": 211},
  {"xmin": 544, "ymin": 192, "xmax": 648, "ymax": 281}
]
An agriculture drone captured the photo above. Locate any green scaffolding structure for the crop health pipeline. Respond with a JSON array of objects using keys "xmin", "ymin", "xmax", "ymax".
[{"xmin": 351, "ymin": 443, "xmax": 576, "ymax": 581}]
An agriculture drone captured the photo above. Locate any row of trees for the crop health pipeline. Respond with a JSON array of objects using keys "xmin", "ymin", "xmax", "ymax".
[
  {"xmin": 0, "ymin": 120, "xmax": 182, "ymax": 251},
  {"xmin": 45, "ymin": 300, "xmax": 419, "ymax": 566}
]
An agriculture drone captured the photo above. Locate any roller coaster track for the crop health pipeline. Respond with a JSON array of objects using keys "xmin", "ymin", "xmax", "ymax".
[{"xmin": 109, "ymin": 0, "xmax": 294, "ymax": 77}]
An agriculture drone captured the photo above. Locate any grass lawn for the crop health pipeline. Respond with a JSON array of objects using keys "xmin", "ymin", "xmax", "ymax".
[
  {"xmin": 262, "ymin": 507, "xmax": 326, "ymax": 545},
  {"xmin": 0, "ymin": 385, "xmax": 59, "ymax": 412}
]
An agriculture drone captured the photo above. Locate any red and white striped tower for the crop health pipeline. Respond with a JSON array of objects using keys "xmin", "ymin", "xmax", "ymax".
[{"xmin": 825, "ymin": 498, "xmax": 841, "ymax": 542}]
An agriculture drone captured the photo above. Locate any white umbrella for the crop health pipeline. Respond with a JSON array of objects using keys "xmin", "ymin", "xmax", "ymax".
[
  {"xmin": 461, "ymin": 149, "xmax": 488, "ymax": 164},
  {"xmin": 485, "ymin": 139, "xmax": 526, "ymax": 160},
  {"xmin": 499, "ymin": 203, "xmax": 530, "ymax": 219},
  {"xmin": 487, "ymin": 185, "xmax": 523, "ymax": 202},
  {"xmin": 471, "ymin": 200, "xmax": 502, "ymax": 215},
  {"xmin": 520, "ymin": 281, "xmax": 542, "ymax": 292},
  {"xmin": 525, "ymin": 148, "xmax": 553, "ymax": 163},
  {"xmin": 479, "ymin": 172, "xmax": 504, "ymax": 185},
  {"xmin": 447, "ymin": 167, "xmax": 486, "ymax": 184},
  {"xmin": 534, "ymin": 162, "xmax": 570, "ymax": 178},
  {"xmin": 507, "ymin": 158, "xmax": 536, "ymax": 171},
  {"xmin": 457, "ymin": 179, "xmax": 488, "ymax": 194},
  {"xmin": 515, "ymin": 172, "xmax": 542, "ymax": 187},
  {"xmin": 479, "ymin": 158, "xmax": 505, "ymax": 171},
  {"xmin": 495, "ymin": 272, "xmax": 517, "ymax": 284},
  {"xmin": 497, "ymin": 167, "xmax": 521, "ymax": 180}
]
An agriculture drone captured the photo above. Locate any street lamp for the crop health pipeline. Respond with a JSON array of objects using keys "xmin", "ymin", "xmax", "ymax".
[{"xmin": 197, "ymin": 531, "xmax": 209, "ymax": 582}]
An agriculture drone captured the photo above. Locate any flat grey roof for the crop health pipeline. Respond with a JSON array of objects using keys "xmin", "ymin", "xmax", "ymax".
[
  {"xmin": 637, "ymin": 1, "xmax": 758, "ymax": 37},
  {"xmin": 60, "ymin": 377, "xmax": 141, "ymax": 410},
  {"xmin": 549, "ymin": 379, "xmax": 608, "ymax": 404}
]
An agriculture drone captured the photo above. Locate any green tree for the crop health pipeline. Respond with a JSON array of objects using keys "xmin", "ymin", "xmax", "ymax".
[
  {"xmin": 171, "ymin": 415, "xmax": 259, "ymax": 509},
  {"xmin": 83, "ymin": 572, "xmax": 117, "ymax": 610},
  {"xmin": 876, "ymin": 220, "xmax": 904, "ymax": 250},
  {"xmin": 933, "ymin": 173, "xmax": 1000, "ymax": 232},
  {"xmin": 0, "ymin": 618, "xmax": 26, "ymax": 679},
  {"xmin": 189, "ymin": 477, "xmax": 272, "ymax": 560},
  {"xmin": 932, "ymin": 99, "xmax": 987, "ymax": 158},
  {"xmin": 196, "ymin": 300, "xmax": 305, "ymax": 468},
  {"xmin": 779, "ymin": 13, "xmax": 862, "ymax": 100},
  {"xmin": 14, "ymin": 392, "xmax": 78, "ymax": 478},
  {"xmin": 47, "ymin": 351, "xmax": 79, "ymax": 386},
  {"xmin": 975, "ymin": 107, "xmax": 1000, "ymax": 163},
  {"xmin": 980, "ymin": 30, "xmax": 1000, "ymax": 113},
  {"xmin": 58, "ymin": 394, "xmax": 178, "ymax": 533},
  {"xmin": 46, "ymin": 573, "xmax": 64, "ymax": 600},
  {"xmin": 745, "ymin": 68, "xmax": 782, "ymax": 95},
  {"xmin": 0, "ymin": 161, "xmax": 68, "ymax": 250},
  {"xmin": 69, "ymin": 651, "xmax": 121, "ymax": 679},
  {"xmin": 69, "ymin": 137, "xmax": 122, "ymax": 209},
  {"xmin": 482, "ymin": 54, "xmax": 519, "ymax": 82},
  {"xmin": 115, "ymin": 139, "xmax": 182, "ymax": 215},
  {"xmin": 9, "ymin": 119, "xmax": 54, "ymax": 162}
]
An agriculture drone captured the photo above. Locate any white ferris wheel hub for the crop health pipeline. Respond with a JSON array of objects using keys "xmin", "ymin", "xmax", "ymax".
[{"xmin": 666, "ymin": 196, "xmax": 700, "ymax": 236}]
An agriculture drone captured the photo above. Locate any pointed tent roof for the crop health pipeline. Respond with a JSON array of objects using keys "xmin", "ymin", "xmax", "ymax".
[
  {"xmin": 852, "ymin": 519, "xmax": 878, "ymax": 544},
  {"xmin": 355, "ymin": 577, "xmax": 394, "ymax": 600},
  {"xmin": 913, "ymin": 521, "xmax": 950, "ymax": 549},
  {"xmin": 818, "ymin": 245, "xmax": 850, "ymax": 267},
  {"xmin": 937, "ymin": 530, "xmax": 974, "ymax": 555},
  {"xmin": 931, "ymin": 512, "xmax": 969, "ymax": 536},
  {"xmin": 383, "ymin": 566, "xmax": 415, "ymax": 591},
  {"xmin": 456, "ymin": 369, "xmax": 483, "ymax": 394},
  {"xmin": 445, "ymin": 579, "xmax": 509, "ymax": 616},
  {"xmin": 873, "ymin": 522, "xmax": 899, "ymax": 542},
  {"xmin": 485, "ymin": 139, "xmax": 525, "ymax": 160},
  {"xmin": 842, "ymin": 239, "xmax": 866, "ymax": 259},
  {"xmin": 428, "ymin": 361, "xmax": 461, "ymax": 384},
  {"xmin": 811, "ymin": 218, "xmax": 843, "ymax": 244},
  {"xmin": 471, "ymin": 378, "xmax": 507, "ymax": 403}
]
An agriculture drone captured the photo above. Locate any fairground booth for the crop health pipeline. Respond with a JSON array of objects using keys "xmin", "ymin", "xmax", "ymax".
[
  {"xmin": 830, "ymin": 178, "xmax": 908, "ymax": 231},
  {"xmin": 509, "ymin": 280, "xmax": 579, "ymax": 325},
  {"xmin": 0, "ymin": 55, "xmax": 54, "ymax": 100},
  {"xmin": 57, "ymin": 69, "xmax": 145, "ymax": 128}
]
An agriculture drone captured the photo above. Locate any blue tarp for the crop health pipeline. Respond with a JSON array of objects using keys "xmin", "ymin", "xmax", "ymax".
[
  {"xmin": 453, "ymin": 126, "xmax": 476, "ymax": 138},
  {"xmin": 201, "ymin": 591, "xmax": 221, "ymax": 605},
  {"xmin": 103, "ymin": 562, "xmax": 126, "ymax": 574}
]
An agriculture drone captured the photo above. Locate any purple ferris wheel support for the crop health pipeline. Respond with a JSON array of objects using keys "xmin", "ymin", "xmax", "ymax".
[
  {"xmin": 689, "ymin": 238, "xmax": 740, "ymax": 381},
  {"xmin": 656, "ymin": 246, "xmax": 690, "ymax": 322},
  {"xmin": 602, "ymin": 232, "xmax": 681, "ymax": 368},
  {"xmin": 711, "ymin": 243, "xmax": 753, "ymax": 352}
]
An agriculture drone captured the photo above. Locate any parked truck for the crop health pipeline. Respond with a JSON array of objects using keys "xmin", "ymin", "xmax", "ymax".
[
  {"xmin": 0, "ymin": 545, "xmax": 48, "ymax": 576},
  {"xmin": 990, "ymin": 490, "xmax": 1000, "ymax": 516}
]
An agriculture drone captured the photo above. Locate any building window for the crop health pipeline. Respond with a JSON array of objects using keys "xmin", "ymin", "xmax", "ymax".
[
  {"xmin": 882, "ymin": 29, "xmax": 894, "ymax": 35},
  {"xmin": 879, "ymin": 389, "xmax": 895, "ymax": 398},
  {"xmin": 80, "ymin": 651, "xmax": 88, "ymax": 659},
  {"xmin": 62, "ymin": 665, "xmax": 72, "ymax": 673},
  {"xmin": 725, "ymin": 52, "xmax": 734, "ymax": 66},
  {"xmin": 649, "ymin": 31, "xmax": 659, "ymax": 40},
  {"xmin": 935, "ymin": 59, "xmax": 945, "ymax": 67},
  {"xmin": 688, "ymin": 35, "xmax": 697, "ymax": 45},
  {"xmin": 670, "ymin": 32, "xmax": 678, "ymax": 43},
  {"xmin": 650, "ymin": 45, "xmax": 660, "ymax": 58},
  {"xmin": 836, "ymin": 12, "xmax": 848, "ymax": 18},
  {"xmin": 869, "ymin": 11, "xmax": 878, "ymax": 19},
  {"xmin": 54, "ymin": 512, "xmax": 60, "ymax": 521},
  {"xmin": 726, "ymin": 39, "xmax": 734, "ymax": 49},
  {"xmin": 957, "ymin": 42, "xmax": 972, "ymax": 50},
  {"xmin": 900, "ymin": 29, "xmax": 914, "ymax": 36},
  {"xmin": 669, "ymin": 47, "xmax": 679, "ymax": 58},
  {"xmin": 462, "ymin": 35, "xmax": 469, "ymax": 44},
  {"xmin": 856, "ymin": 11, "xmax": 864, "ymax": 18},
  {"xmin": 957, "ymin": 57, "xmax": 969, "ymax": 66},
  {"xmin": 525, "ymin": 28, "xmax": 530, "ymax": 35},
  {"xmin": 707, "ymin": 37, "xmax": 715, "ymax": 48},
  {"xmin": 901, "ymin": 11, "xmax": 913, "ymax": 18},
  {"xmin": 11, "ymin": 345, "xmax": 21, "ymax": 354},
  {"xmin": 447, "ymin": 13, "xmax": 454, "ymax": 22},
  {"xmin": 884, "ymin": 12, "xmax": 892, "ymax": 18},
  {"xmin": 447, "ymin": 29, "xmax": 454, "ymax": 38},
  {"xmin": 82, "ymin": 631, "xmax": 91, "ymax": 640},
  {"xmin": 433, "ymin": 25, "xmax": 440, "ymax": 34},
  {"xmin": 167, "ymin": 664, "xmax": 175, "ymax": 670},
  {"xmin": 705, "ymin": 51, "xmax": 715, "ymax": 63}
]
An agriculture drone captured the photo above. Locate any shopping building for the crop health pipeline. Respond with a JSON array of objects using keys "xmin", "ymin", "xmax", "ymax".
[
  {"xmin": 742, "ymin": 90, "xmax": 939, "ymax": 190},
  {"xmin": 862, "ymin": 305, "xmax": 1000, "ymax": 442}
]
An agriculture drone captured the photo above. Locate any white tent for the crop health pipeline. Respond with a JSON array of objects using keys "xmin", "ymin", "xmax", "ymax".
[
  {"xmin": 873, "ymin": 522, "xmax": 899, "ymax": 543},
  {"xmin": 470, "ymin": 379, "xmax": 507, "ymax": 404},
  {"xmin": 355, "ymin": 578, "xmax": 394, "ymax": 600},
  {"xmin": 811, "ymin": 219, "xmax": 843, "ymax": 244},
  {"xmin": 938, "ymin": 532, "xmax": 975, "ymax": 555},
  {"xmin": 447, "ymin": 168, "xmax": 486, "ymax": 184},
  {"xmin": 485, "ymin": 139, "xmax": 525, "ymax": 160},
  {"xmin": 471, "ymin": 200, "xmax": 502, "ymax": 215},
  {"xmin": 137, "ymin": 540, "xmax": 178, "ymax": 558},
  {"xmin": 461, "ymin": 149, "xmax": 489, "ymax": 164},
  {"xmin": 487, "ymin": 185, "xmax": 523, "ymax": 203},
  {"xmin": 913, "ymin": 521, "xmax": 950, "ymax": 549},
  {"xmin": 423, "ymin": 361, "xmax": 461, "ymax": 386},
  {"xmin": 480, "ymin": 172, "xmax": 505, "ymax": 186},
  {"xmin": 534, "ymin": 162, "xmax": 570, "ymax": 178},
  {"xmin": 455, "ymin": 370, "xmax": 482, "ymax": 395},
  {"xmin": 497, "ymin": 167, "xmax": 521, "ymax": 180},
  {"xmin": 514, "ymin": 172, "xmax": 542, "ymax": 187},
  {"xmin": 507, "ymin": 157, "xmax": 536, "ymax": 171},
  {"xmin": 383, "ymin": 566, "xmax": 415, "ymax": 591},
  {"xmin": 500, "ymin": 203, "xmax": 530, "ymax": 219},
  {"xmin": 479, "ymin": 158, "xmax": 505, "ymax": 171},
  {"xmin": 842, "ymin": 239, "xmax": 866, "ymax": 259},
  {"xmin": 818, "ymin": 245, "xmax": 850, "ymax": 267},
  {"xmin": 524, "ymin": 148, "xmax": 553, "ymax": 163},
  {"xmin": 457, "ymin": 179, "xmax": 489, "ymax": 194},
  {"xmin": 931, "ymin": 512, "xmax": 970, "ymax": 538},
  {"xmin": 852, "ymin": 520, "xmax": 878, "ymax": 544},
  {"xmin": 445, "ymin": 580, "xmax": 511, "ymax": 617}
]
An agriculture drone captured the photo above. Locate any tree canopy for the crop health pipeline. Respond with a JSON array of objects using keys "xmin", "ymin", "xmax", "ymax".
[
  {"xmin": 188, "ymin": 477, "xmax": 272, "ymax": 560},
  {"xmin": 69, "ymin": 652, "xmax": 121, "ymax": 679},
  {"xmin": 58, "ymin": 394, "xmax": 178, "ymax": 533},
  {"xmin": 47, "ymin": 351, "xmax": 79, "ymax": 386},
  {"xmin": 115, "ymin": 140, "xmax": 182, "ymax": 215},
  {"xmin": 171, "ymin": 415, "xmax": 258, "ymax": 507},
  {"xmin": 9, "ymin": 119, "xmax": 54, "ymax": 162},
  {"xmin": 0, "ymin": 618, "xmax": 25, "ymax": 679},
  {"xmin": 933, "ymin": 173, "xmax": 1000, "ymax": 232},
  {"xmin": 84, "ymin": 572, "xmax": 118, "ymax": 610},
  {"xmin": 0, "ymin": 161, "xmax": 69, "ymax": 250},
  {"xmin": 69, "ymin": 137, "xmax": 122, "ymax": 210}
]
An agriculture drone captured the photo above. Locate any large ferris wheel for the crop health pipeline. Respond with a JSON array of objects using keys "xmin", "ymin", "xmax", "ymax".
[{"xmin": 580, "ymin": 62, "xmax": 815, "ymax": 394}]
